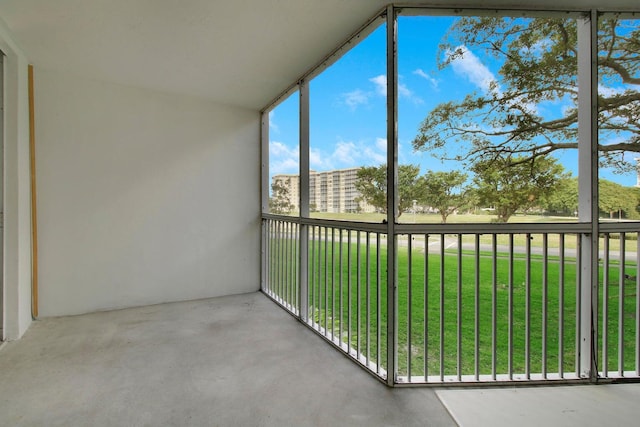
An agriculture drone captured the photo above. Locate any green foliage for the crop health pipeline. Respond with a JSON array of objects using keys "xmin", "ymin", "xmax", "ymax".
[
  {"xmin": 631, "ymin": 187, "xmax": 640, "ymax": 217},
  {"xmin": 355, "ymin": 164, "xmax": 425, "ymax": 217},
  {"xmin": 472, "ymin": 156, "xmax": 569, "ymax": 222},
  {"xmin": 269, "ymin": 179, "xmax": 294, "ymax": 214},
  {"xmin": 599, "ymin": 179, "xmax": 640, "ymax": 219},
  {"xmin": 355, "ymin": 165, "xmax": 387, "ymax": 213},
  {"xmin": 353, "ymin": 161, "xmax": 640, "ymax": 222},
  {"xmin": 420, "ymin": 170, "xmax": 471, "ymax": 223},
  {"xmin": 544, "ymin": 177, "xmax": 578, "ymax": 215},
  {"xmin": 540, "ymin": 177, "xmax": 640, "ymax": 219},
  {"xmin": 412, "ymin": 16, "xmax": 640, "ymax": 173}
]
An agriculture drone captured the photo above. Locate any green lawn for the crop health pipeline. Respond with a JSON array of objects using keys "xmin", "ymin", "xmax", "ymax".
[
  {"xmin": 300, "ymin": 211, "xmax": 578, "ymax": 224},
  {"xmin": 304, "ymin": 212, "xmax": 640, "ymax": 252},
  {"xmin": 268, "ymin": 229, "xmax": 639, "ymax": 379}
]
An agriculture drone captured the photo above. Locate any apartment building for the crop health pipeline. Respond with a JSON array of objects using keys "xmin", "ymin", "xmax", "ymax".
[{"xmin": 272, "ymin": 167, "xmax": 376, "ymax": 214}]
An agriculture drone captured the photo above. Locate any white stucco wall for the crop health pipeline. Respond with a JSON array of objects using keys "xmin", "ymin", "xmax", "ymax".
[
  {"xmin": 34, "ymin": 68, "xmax": 260, "ymax": 317},
  {"xmin": 0, "ymin": 18, "xmax": 32, "ymax": 340}
]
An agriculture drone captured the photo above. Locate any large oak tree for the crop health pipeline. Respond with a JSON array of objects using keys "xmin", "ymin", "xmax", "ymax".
[{"xmin": 412, "ymin": 16, "xmax": 640, "ymax": 173}]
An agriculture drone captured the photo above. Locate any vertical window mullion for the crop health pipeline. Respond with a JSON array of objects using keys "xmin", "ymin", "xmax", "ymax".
[
  {"xmin": 299, "ymin": 82, "xmax": 310, "ymax": 322},
  {"xmin": 577, "ymin": 10, "xmax": 599, "ymax": 382},
  {"xmin": 385, "ymin": 4, "xmax": 398, "ymax": 386}
]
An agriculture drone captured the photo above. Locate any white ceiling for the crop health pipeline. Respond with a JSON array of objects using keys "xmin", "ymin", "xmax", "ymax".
[{"xmin": 1, "ymin": 0, "xmax": 639, "ymax": 110}]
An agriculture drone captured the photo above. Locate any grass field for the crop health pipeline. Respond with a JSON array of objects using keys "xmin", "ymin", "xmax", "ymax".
[
  {"xmin": 267, "ymin": 228, "xmax": 640, "ymax": 379},
  {"xmin": 309, "ymin": 211, "xmax": 578, "ymax": 224},
  {"xmin": 281, "ymin": 212, "xmax": 640, "ymax": 253}
]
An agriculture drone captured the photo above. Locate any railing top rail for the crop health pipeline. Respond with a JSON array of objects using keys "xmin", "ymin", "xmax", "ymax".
[
  {"xmin": 262, "ymin": 215, "xmax": 598, "ymax": 234},
  {"xmin": 300, "ymin": 217, "xmax": 388, "ymax": 233},
  {"xmin": 599, "ymin": 221, "xmax": 640, "ymax": 233},
  {"xmin": 262, "ymin": 214, "xmax": 388, "ymax": 233},
  {"xmin": 262, "ymin": 213, "xmax": 301, "ymax": 223}
]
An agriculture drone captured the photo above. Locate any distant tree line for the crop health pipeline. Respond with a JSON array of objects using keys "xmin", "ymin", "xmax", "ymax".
[
  {"xmin": 269, "ymin": 161, "xmax": 640, "ymax": 221},
  {"xmin": 355, "ymin": 161, "xmax": 640, "ymax": 223}
]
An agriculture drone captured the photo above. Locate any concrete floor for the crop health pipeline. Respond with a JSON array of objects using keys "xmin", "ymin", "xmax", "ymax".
[
  {"xmin": 0, "ymin": 292, "xmax": 455, "ymax": 426},
  {"xmin": 2, "ymin": 292, "xmax": 640, "ymax": 427}
]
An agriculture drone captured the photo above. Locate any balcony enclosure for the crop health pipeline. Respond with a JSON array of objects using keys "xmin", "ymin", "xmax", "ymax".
[{"xmin": 261, "ymin": 5, "xmax": 640, "ymax": 385}]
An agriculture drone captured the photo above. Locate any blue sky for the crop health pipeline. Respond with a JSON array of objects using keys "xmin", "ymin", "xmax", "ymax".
[{"xmin": 268, "ymin": 16, "xmax": 637, "ymax": 187}]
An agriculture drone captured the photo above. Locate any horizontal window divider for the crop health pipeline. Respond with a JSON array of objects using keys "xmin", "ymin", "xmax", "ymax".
[
  {"xmin": 396, "ymin": 5, "xmax": 593, "ymax": 17},
  {"xmin": 599, "ymin": 11, "xmax": 640, "ymax": 18}
]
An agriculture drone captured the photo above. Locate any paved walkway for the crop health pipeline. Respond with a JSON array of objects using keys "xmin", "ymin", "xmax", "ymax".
[
  {"xmin": 401, "ymin": 234, "xmax": 638, "ymax": 262},
  {"xmin": 437, "ymin": 382, "xmax": 640, "ymax": 427}
]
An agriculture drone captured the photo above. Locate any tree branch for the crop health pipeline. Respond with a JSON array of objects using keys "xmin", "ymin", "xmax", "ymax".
[{"xmin": 599, "ymin": 58, "xmax": 640, "ymax": 85}]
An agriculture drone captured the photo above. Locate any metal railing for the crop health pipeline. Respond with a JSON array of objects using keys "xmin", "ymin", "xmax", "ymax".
[
  {"xmin": 306, "ymin": 224, "xmax": 388, "ymax": 379},
  {"xmin": 395, "ymin": 229, "xmax": 582, "ymax": 383},
  {"xmin": 263, "ymin": 217, "xmax": 300, "ymax": 315},
  {"xmin": 262, "ymin": 216, "xmax": 640, "ymax": 385},
  {"xmin": 598, "ymin": 224, "xmax": 640, "ymax": 379}
]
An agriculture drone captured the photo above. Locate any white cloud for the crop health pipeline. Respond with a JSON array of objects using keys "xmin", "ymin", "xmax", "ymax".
[
  {"xmin": 364, "ymin": 146, "xmax": 387, "ymax": 164},
  {"xmin": 342, "ymin": 89, "xmax": 371, "ymax": 110},
  {"xmin": 398, "ymin": 83, "xmax": 412, "ymax": 98},
  {"xmin": 310, "ymin": 137, "xmax": 388, "ymax": 171},
  {"xmin": 269, "ymin": 141, "xmax": 295, "ymax": 157},
  {"xmin": 272, "ymin": 158, "xmax": 299, "ymax": 173},
  {"xmin": 333, "ymin": 141, "xmax": 357, "ymax": 164},
  {"xmin": 310, "ymin": 148, "xmax": 325, "ymax": 170},
  {"xmin": 413, "ymin": 68, "xmax": 439, "ymax": 89},
  {"xmin": 448, "ymin": 45, "xmax": 541, "ymax": 115},
  {"xmin": 520, "ymin": 38, "xmax": 553, "ymax": 57},
  {"xmin": 600, "ymin": 135, "xmax": 629, "ymax": 147},
  {"xmin": 269, "ymin": 141, "xmax": 299, "ymax": 174},
  {"xmin": 370, "ymin": 74, "xmax": 422, "ymax": 104},
  {"xmin": 342, "ymin": 74, "xmax": 423, "ymax": 112},
  {"xmin": 598, "ymin": 84, "xmax": 626, "ymax": 97},
  {"xmin": 370, "ymin": 75, "xmax": 387, "ymax": 96},
  {"xmin": 448, "ymin": 45, "xmax": 498, "ymax": 94},
  {"xmin": 560, "ymin": 102, "xmax": 576, "ymax": 117}
]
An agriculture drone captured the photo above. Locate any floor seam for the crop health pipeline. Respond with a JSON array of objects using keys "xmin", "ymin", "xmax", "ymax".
[{"xmin": 434, "ymin": 390, "xmax": 462, "ymax": 427}]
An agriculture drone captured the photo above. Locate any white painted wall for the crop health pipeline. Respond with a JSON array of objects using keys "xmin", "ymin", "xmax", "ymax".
[
  {"xmin": 34, "ymin": 68, "xmax": 260, "ymax": 317},
  {"xmin": 0, "ymin": 18, "xmax": 32, "ymax": 340}
]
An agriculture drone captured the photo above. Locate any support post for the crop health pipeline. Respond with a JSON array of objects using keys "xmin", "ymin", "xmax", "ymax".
[
  {"xmin": 385, "ymin": 4, "xmax": 398, "ymax": 386},
  {"xmin": 577, "ymin": 10, "xmax": 599, "ymax": 381},
  {"xmin": 260, "ymin": 111, "xmax": 270, "ymax": 292},
  {"xmin": 299, "ymin": 82, "xmax": 310, "ymax": 322}
]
